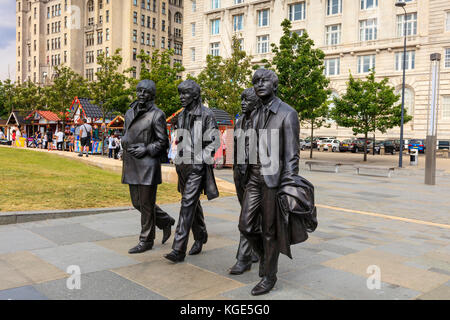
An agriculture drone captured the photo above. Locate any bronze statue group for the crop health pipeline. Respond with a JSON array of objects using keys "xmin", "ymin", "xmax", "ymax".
[{"xmin": 121, "ymin": 69, "xmax": 317, "ymax": 296}]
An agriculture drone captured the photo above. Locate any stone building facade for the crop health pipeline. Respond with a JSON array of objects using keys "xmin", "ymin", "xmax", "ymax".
[
  {"xmin": 182, "ymin": 0, "xmax": 450, "ymax": 140},
  {"xmin": 16, "ymin": 0, "xmax": 183, "ymax": 84}
]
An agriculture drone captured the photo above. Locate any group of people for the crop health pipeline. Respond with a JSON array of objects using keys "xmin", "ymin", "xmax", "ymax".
[{"xmin": 121, "ymin": 69, "xmax": 317, "ymax": 297}]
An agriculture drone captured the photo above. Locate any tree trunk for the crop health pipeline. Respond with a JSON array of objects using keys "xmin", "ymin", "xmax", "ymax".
[
  {"xmin": 309, "ymin": 123, "xmax": 314, "ymax": 159},
  {"xmin": 101, "ymin": 110, "xmax": 105, "ymax": 156},
  {"xmin": 364, "ymin": 131, "xmax": 368, "ymax": 162},
  {"xmin": 372, "ymin": 132, "xmax": 376, "ymax": 156}
]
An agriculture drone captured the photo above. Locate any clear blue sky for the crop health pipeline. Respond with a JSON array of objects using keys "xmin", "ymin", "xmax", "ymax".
[{"xmin": 0, "ymin": 0, "xmax": 17, "ymax": 81}]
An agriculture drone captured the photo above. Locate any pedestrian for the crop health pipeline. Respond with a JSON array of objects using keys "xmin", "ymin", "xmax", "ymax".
[
  {"xmin": 0, "ymin": 129, "xmax": 5, "ymax": 140},
  {"xmin": 114, "ymin": 134, "xmax": 121, "ymax": 159},
  {"xmin": 46, "ymin": 126, "xmax": 54, "ymax": 151},
  {"xmin": 68, "ymin": 132, "xmax": 75, "ymax": 152},
  {"xmin": 108, "ymin": 133, "xmax": 115, "ymax": 158},
  {"xmin": 78, "ymin": 119, "xmax": 93, "ymax": 157},
  {"xmin": 56, "ymin": 128, "xmax": 64, "ymax": 151}
]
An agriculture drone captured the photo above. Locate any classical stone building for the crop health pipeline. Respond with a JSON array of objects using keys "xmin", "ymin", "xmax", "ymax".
[
  {"xmin": 16, "ymin": 0, "xmax": 183, "ymax": 84},
  {"xmin": 182, "ymin": 0, "xmax": 450, "ymax": 140}
]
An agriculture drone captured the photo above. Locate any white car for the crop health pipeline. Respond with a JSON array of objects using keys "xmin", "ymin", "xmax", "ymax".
[{"xmin": 318, "ymin": 139, "xmax": 340, "ymax": 152}]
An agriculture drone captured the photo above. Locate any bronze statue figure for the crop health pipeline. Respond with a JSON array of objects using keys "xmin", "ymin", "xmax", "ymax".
[
  {"xmin": 164, "ymin": 79, "xmax": 220, "ymax": 263},
  {"xmin": 238, "ymin": 69, "xmax": 317, "ymax": 296},
  {"xmin": 229, "ymin": 88, "xmax": 260, "ymax": 275},
  {"xmin": 121, "ymin": 79, "xmax": 175, "ymax": 254}
]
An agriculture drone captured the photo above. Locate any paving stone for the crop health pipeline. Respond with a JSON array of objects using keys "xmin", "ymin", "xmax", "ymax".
[
  {"xmin": 80, "ymin": 218, "xmax": 141, "ymax": 238},
  {"xmin": 0, "ymin": 286, "xmax": 49, "ymax": 300},
  {"xmin": 325, "ymin": 237, "xmax": 376, "ymax": 251},
  {"xmin": 375, "ymin": 241, "xmax": 443, "ymax": 258},
  {"xmin": 34, "ymin": 270, "xmax": 166, "ymax": 300},
  {"xmin": 221, "ymin": 278, "xmax": 332, "ymax": 300},
  {"xmin": 416, "ymin": 284, "xmax": 450, "ymax": 300},
  {"xmin": 29, "ymin": 224, "xmax": 113, "ymax": 246},
  {"xmin": 0, "ymin": 227, "xmax": 57, "ymax": 254},
  {"xmin": 301, "ymin": 241, "xmax": 358, "ymax": 256},
  {"xmin": 279, "ymin": 264, "xmax": 420, "ymax": 300},
  {"xmin": 32, "ymin": 242, "xmax": 140, "ymax": 274},
  {"xmin": 0, "ymin": 251, "xmax": 67, "ymax": 291},
  {"xmin": 112, "ymin": 260, "xmax": 244, "ymax": 300},
  {"xmin": 322, "ymin": 248, "xmax": 450, "ymax": 293}
]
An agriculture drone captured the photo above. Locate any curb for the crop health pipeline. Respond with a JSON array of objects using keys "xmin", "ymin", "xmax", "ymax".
[{"xmin": 0, "ymin": 206, "xmax": 134, "ymax": 226}]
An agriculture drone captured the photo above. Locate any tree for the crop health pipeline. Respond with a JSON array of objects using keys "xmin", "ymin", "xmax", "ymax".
[
  {"xmin": 135, "ymin": 48, "xmax": 185, "ymax": 117},
  {"xmin": 0, "ymin": 79, "xmax": 17, "ymax": 117},
  {"xmin": 331, "ymin": 70, "xmax": 412, "ymax": 161},
  {"xmin": 195, "ymin": 35, "xmax": 253, "ymax": 117},
  {"xmin": 14, "ymin": 80, "xmax": 43, "ymax": 112},
  {"xmin": 46, "ymin": 65, "xmax": 89, "ymax": 128},
  {"xmin": 261, "ymin": 19, "xmax": 331, "ymax": 158},
  {"xmin": 89, "ymin": 49, "xmax": 132, "ymax": 154}
]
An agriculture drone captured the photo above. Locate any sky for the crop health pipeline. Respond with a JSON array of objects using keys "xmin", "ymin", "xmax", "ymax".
[{"xmin": 0, "ymin": 0, "xmax": 16, "ymax": 81}]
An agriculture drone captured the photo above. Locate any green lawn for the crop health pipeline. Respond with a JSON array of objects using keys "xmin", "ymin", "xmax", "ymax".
[{"xmin": 0, "ymin": 147, "xmax": 182, "ymax": 212}]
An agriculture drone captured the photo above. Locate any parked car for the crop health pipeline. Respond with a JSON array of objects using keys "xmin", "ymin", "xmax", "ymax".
[
  {"xmin": 339, "ymin": 139, "xmax": 357, "ymax": 152},
  {"xmin": 438, "ymin": 140, "xmax": 450, "ymax": 150},
  {"xmin": 372, "ymin": 140, "xmax": 396, "ymax": 155},
  {"xmin": 384, "ymin": 139, "xmax": 401, "ymax": 152},
  {"xmin": 318, "ymin": 139, "xmax": 340, "ymax": 152},
  {"xmin": 299, "ymin": 139, "xmax": 306, "ymax": 150},
  {"xmin": 408, "ymin": 139, "xmax": 426, "ymax": 153},
  {"xmin": 353, "ymin": 138, "xmax": 371, "ymax": 153}
]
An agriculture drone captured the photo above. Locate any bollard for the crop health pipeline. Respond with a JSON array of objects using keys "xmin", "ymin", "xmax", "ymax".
[
  {"xmin": 410, "ymin": 149, "xmax": 419, "ymax": 166},
  {"xmin": 380, "ymin": 146, "xmax": 385, "ymax": 156}
]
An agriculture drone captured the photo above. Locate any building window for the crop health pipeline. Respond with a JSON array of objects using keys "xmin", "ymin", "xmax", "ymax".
[
  {"xmin": 106, "ymin": 10, "xmax": 109, "ymax": 22},
  {"xmin": 141, "ymin": 32, "xmax": 145, "ymax": 44},
  {"xmin": 238, "ymin": 38, "xmax": 244, "ymax": 50},
  {"xmin": 325, "ymin": 58, "xmax": 340, "ymax": 76},
  {"xmin": 191, "ymin": 47, "xmax": 196, "ymax": 61},
  {"xmin": 161, "ymin": 37, "xmax": 165, "ymax": 48},
  {"xmin": 210, "ymin": 42, "xmax": 220, "ymax": 56},
  {"xmin": 257, "ymin": 35, "xmax": 269, "ymax": 54},
  {"xmin": 191, "ymin": 22, "xmax": 196, "ymax": 36},
  {"xmin": 106, "ymin": 28, "xmax": 110, "ymax": 40},
  {"xmin": 88, "ymin": 0, "xmax": 94, "ymax": 12},
  {"xmin": 258, "ymin": 9, "xmax": 269, "ymax": 27},
  {"xmin": 192, "ymin": 0, "xmax": 196, "ymax": 12},
  {"xmin": 359, "ymin": 19, "xmax": 377, "ymax": 41},
  {"xmin": 395, "ymin": 51, "xmax": 415, "ymax": 71},
  {"xmin": 211, "ymin": 0, "xmax": 220, "ymax": 10},
  {"xmin": 327, "ymin": 0, "xmax": 342, "ymax": 16},
  {"xmin": 397, "ymin": 13, "xmax": 417, "ymax": 37},
  {"xmin": 360, "ymin": 0, "xmax": 378, "ymax": 10},
  {"xmin": 175, "ymin": 12, "xmax": 182, "ymax": 24},
  {"xmin": 162, "ymin": 20, "xmax": 165, "ymax": 31},
  {"xmin": 133, "ymin": 12, "xmax": 137, "ymax": 24},
  {"xmin": 234, "ymin": 0, "xmax": 243, "ymax": 3},
  {"xmin": 97, "ymin": 31, "xmax": 103, "ymax": 44},
  {"xmin": 289, "ymin": 2, "xmax": 305, "ymax": 21},
  {"xmin": 133, "ymin": 48, "xmax": 137, "ymax": 60},
  {"xmin": 133, "ymin": 30, "xmax": 137, "ymax": 42},
  {"xmin": 174, "ymin": 43, "xmax": 182, "ymax": 55},
  {"xmin": 233, "ymin": 14, "xmax": 243, "ymax": 32},
  {"xmin": 444, "ymin": 48, "xmax": 450, "ymax": 68},
  {"xmin": 326, "ymin": 24, "xmax": 341, "ymax": 45},
  {"xmin": 446, "ymin": 12, "xmax": 450, "ymax": 32},
  {"xmin": 152, "ymin": 35, "xmax": 156, "ymax": 47},
  {"xmin": 442, "ymin": 96, "xmax": 450, "ymax": 120},
  {"xmin": 211, "ymin": 19, "xmax": 220, "ymax": 35},
  {"xmin": 162, "ymin": 2, "xmax": 166, "ymax": 14},
  {"xmin": 358, "ymin": 54, "xmax": 376, "ymax": 73}
]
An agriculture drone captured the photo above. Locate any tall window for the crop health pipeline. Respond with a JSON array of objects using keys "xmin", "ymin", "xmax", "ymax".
[
  {"xmin": 395, "ymin": 51, "xmax": 415, "ymax": 71},
  {"xmin": 191, "ymin": 22, "xmax": 196, "ymax": 36},
  {"xmin": 192, "ymin": 0, "xmax": 196, "ymax": 12},
  {"xmin": 258, "ymin": 9, "xmax": 269, "ymax": 27},
  {"xmin": 133, "ymin": 30, "xmax": 137, "ymax": 42},
  {"xmin": 175, "ymin": 12, "xmax": 182, "ymax": 23},
  {"xmin": 358, "ymin": 55, "xmax": 375, "ymax": 73},
  {"xmin": 446, "ymin": 12, "xmax": 450, "ymax": 32},
  {"xmin": 191, "ymin": 47, "xmax": 196, "ymax": 61},
  {"xmin": 289, "ymin": 2, "xmax": 305, "ymax": 21},
  {"xmin": 359, "ymin": 19, "xmax": 377, "ymax": 41},
  {"xmin": 234, "ymin": 0, "xmax": 243, "ymax": 3},
  {"xmin": 210, "ymin": 42, "xmax": 220, "ymax": 56},
  {"xmin": 211, "ymin": 19, "xmax": 220, "ymax": 34},
  {"xmin": 397, "ymin": 13, "xmax": 417, "ymax": 37},
  {"xmin": 360, "ymin": 0, "xmax": 378, "ymax": 10},
  {"xmin": 442, "ymin": 96, "xmax": 450, "ymax": 120},
  {"xmin": 257, "ymin": 35, "xmax": 269, "ymax": 54},
  {"xmin": 325, "ymin": 58, "xmax": 340, "ymax": 76},
  {"xmin": 88, "ymin": 0, "xmax": 94, "ymax": 12},
  {"xmin": 327, "ymin": 0, "xmax": 342, "ymax": 16},
  {"xmin": 211, "ymin": 0, "xmax": 220, "ymax": 10},
  {"xmin": 133, "ymin": 12, "xmax": 138, "ymax": 24},
  {"xmin": 326, "ymin": 24, "xmax": 341, "ymax": 45},
  {"xmin": 445, "ymin": 48, "xmax": 450, "ymax": 68},
  {"xmin": 233, "ymin": 14, "xmax": 243, "ymax": 32}
]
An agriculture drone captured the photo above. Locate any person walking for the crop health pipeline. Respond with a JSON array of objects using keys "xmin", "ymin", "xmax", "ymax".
[
  {"xmin": 56, "ymin": 128, "xmax": 64, "ymax": 151},
  {"xmin": 108, "ymin": 133, "xmax": 115, "ymax": 158},
  {"xmin": 46, "ymin": 126, "xmax": 54, "ymax": 151},
  {"xmin": 78, "ymin": 119, "xmax": 93, "ymax": 157},
  {"xmin": 68, "ymin": 132, "xmax": 75, "ymax": 152}
]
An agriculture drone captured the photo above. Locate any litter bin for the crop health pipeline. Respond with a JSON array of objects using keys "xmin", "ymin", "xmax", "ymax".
[{"xmin": 410, "ymin": 149, "xmax": 418, "ymax": 166}]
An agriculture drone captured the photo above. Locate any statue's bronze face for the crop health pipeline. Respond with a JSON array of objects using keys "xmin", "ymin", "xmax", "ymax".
[
  {"xmin": 253, "ymin": 74, "xmax": 275, "ymax": 99},
  {"xmin": 241, "ymin": 95, "xmax": 258, "ymax": 115},
  {"xmin": 136, "ymin": 80, "xmax": 155, "ymax": 104},
  {"xmin": 179, "ymin": 87, "xmax": 197, "ymax": 109}
]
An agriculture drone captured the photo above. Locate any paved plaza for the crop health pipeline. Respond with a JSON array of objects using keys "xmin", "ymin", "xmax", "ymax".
[{"xmin": 0, "ymin": 154, "xmax": 449, "ymax": 300}]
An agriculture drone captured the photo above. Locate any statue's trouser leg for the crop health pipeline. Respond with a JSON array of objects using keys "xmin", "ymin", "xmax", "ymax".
[
  {"xmin": 129, "ymin": 184, "xmax": 157, "ymax": 243},
  {"xmin": 239, "ymin": 166, "xmax": 279, "ymax": 278},
  {"xmin": 154, "ymin": 204, "xmax": 175, "ymax": 230},
  {"xmin": 172, "ymin": 166, "xmax": 205, "ymax": 254}
]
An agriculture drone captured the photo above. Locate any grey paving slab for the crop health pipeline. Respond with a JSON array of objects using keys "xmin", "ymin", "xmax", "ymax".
[
  {"xmin": 0, "ymin": 286, "xmax": 49, "ymax": 300},
  {"xmin": 0, "ymin": 226, "xmax": 57, "ymax": 254},
  {"xmin": 34, "ymin": 270, "xmax": 167, "ymax": 300},
  {"xmin": 31, "ymin": 242, "xmax": 140, "ymax": 274},
  {"xmin": 375, "ymin": 241, "xmax": 443, "ymax": 258},
  {"xmin": 221, "ymin": 278, "xmax": 332, "ymax": 300},
  {"xmin": 81, "ymin": 218, "xmax": 140, "ymax": 238},
  {"xmin": 29, "ymin": 224, "xmax": 113, "ymax": 246},
  {"xmin": 300, "ymin": 241, "xmax": 358, "ymax": 256},
  {"xmin": 279, "ymin": 264, "xmax": 421, "ymax": 300}
]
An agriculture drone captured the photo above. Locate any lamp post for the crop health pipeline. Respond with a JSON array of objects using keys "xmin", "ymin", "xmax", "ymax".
[{"xmin": 395, "ymin": 0, "xmax": 407, "ymax": 168}]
